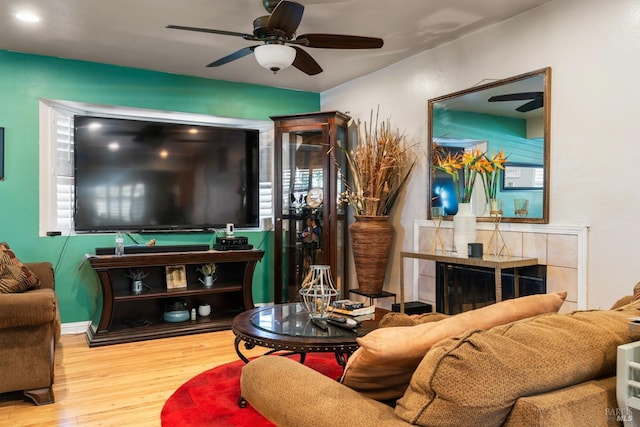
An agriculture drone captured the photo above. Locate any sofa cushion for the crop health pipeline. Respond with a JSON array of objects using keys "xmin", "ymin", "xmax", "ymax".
[
  {"xmin": 395, "ymin": 303, "xmax": 640, "ymax": 427},
  {"xmin": 341, "ymin": 292, "xmax": 567, "ymax": 400},
  {"xmin": 503, "ymin": 377, "xmax": 619, "ymax": 427},
  {"xmin": 0, "ymin": 243, "xmax": 41, "ymax": 294},
  {"xmin": 0, "ymin": 289, "xmax": 58, "ymax": 329},
  {"xmin": 378, "ymin": 312, "xmax": 449, "ymax": 328}
]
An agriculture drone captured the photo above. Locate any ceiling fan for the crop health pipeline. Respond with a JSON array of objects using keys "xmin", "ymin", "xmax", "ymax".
[
  {"xmin": 167, "ymin": 0, "xmax": 384, "ymax": 75},
  {"xmin": 487, "ymin": 92, "xmax": 544, "ymax": 113}
]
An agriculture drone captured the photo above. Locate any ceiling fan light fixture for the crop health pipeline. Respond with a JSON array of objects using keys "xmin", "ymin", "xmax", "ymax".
[{"xmin": 254, "ymin": 44, "xmax": 296, "ymax": 74}]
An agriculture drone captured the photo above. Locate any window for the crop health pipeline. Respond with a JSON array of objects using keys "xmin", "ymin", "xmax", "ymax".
[
  {"xmin": 39, "ymin": 101, "xmax": 77, "ymax": 236},
  {"xmin": 39, "ymin": 99, "xmax": 273, "ymax": 236}
]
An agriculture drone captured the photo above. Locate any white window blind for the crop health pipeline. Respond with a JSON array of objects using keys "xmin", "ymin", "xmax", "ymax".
[
  {"xmin": 259, "ymin": 182, "xmax": 273, "ymax": 218},
  {"xmin": 53, "ymin": 110, "xmax": 75, "ymax": 233}
]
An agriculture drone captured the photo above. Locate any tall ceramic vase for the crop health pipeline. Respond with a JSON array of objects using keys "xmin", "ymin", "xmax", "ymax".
[
  {"xmin": 453, "ymin": 203, "xmax": 476, "ymax": 256},
  {"xmin": 349, "ymin": 216, "xmax": 394, "ymax": 295}
]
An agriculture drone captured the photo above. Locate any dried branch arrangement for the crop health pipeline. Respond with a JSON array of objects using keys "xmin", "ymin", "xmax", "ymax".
[{"xmin": 339, "ymin": 109, "xmax": 416, "ymax": 216}]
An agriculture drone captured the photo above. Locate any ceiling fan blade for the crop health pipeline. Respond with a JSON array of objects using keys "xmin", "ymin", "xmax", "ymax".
[
  {"xmin": 206, "ymin": 46, "xmax": 258, "ymax": 67},
  {"xmin": 297, "ymin": 33, "xmax": 384, "ymax": 49},
  {"xmin": 167, "ymin": 25, "xmax": 259, "ymax": 41},
  {"xmin": 516, "ymin": 98, "xmax": 544, "ymax": 112},
  {"xmin": 292, "ymin": 46, "xmax": 323, "ymax": 75},
  {"xmin": 488, "ymin": 92, "xmax": 543, "ymax": 102},
  {"xmin": 268, "ymin": 1, "xmax": 304, "ymax": 36}
]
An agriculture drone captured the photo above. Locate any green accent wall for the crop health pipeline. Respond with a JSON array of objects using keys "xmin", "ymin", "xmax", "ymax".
[
  {"xmin": 433, "ymin": 109, "xmax": 543, "ymax": 163},
  {"xmin": 0, "ymin": 50, "xmax": 319, "ymax": 324}
]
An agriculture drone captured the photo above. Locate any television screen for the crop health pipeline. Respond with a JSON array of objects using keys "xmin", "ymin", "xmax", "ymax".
[{"xmin": 73, "ymin": 116, "xmax": 259, "ymax": 232}]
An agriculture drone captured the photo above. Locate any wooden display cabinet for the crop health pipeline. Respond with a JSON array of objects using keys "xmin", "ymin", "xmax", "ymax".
[
  {"xmin": 271, "ymin": 111, "xmax": 350, "ymax": 303},
  {"xmin": 86, "ymin": 249, "xmax": 264, "ymax": 347}
]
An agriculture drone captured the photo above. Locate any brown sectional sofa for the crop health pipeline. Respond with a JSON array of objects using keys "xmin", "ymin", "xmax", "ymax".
[
  {"xmin": 0, "ymin": 262, "xmax": 61, "ymax": 405},
  {"xmin": 241, "ymin": 298, "xmax": 640, "ymax": 426}
]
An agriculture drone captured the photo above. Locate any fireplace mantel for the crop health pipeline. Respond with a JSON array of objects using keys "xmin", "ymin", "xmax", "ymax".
[{"xmin": 409, "ymin": 220, "xmax": 588, "ymax": 312}]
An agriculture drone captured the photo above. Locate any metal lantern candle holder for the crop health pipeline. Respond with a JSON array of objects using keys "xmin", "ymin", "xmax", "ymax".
[
  {"xmin": 299, "ymin": 265, "xmax": 339, "ymax": 319},
  {"xmin": 487, "ymin": 198, "xmax": 510, "ymax": 256},
  {"xmin": 430, "ymin": 206, "xmax": 446, "ymax": 253}
]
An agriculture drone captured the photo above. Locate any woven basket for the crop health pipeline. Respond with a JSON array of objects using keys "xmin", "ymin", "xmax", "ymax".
[{"xmin": 349, "ymin": 215, "xmax": 394, "ymax": 295}]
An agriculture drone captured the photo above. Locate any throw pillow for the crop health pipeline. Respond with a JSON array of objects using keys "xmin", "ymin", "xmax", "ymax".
[
  {"xmin": 633, "ymin": 281, "xmax": 640, "ymax": 302},
  {"xmin": 340, "ymin": 291, "xmax": 567, "ymax": 401},
  {"xmin": 0, "ymin": 242, "xmax": 41, "ymax": 293},
  {"xmin": 395, "ymin": 302, "xmax": 640, "ymax": 426},
  {"xmin": 611, "ymin": 295, "xmax": 633, "ymax": 309},
  {"xmin": 609, "ymin": 280, "xmax": 640, "ymax": 309}
]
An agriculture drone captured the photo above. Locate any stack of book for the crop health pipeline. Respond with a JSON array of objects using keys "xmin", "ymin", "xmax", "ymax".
[{"xmin": 328, "ymin": 299, "xmax": 375, "ymax": 321}]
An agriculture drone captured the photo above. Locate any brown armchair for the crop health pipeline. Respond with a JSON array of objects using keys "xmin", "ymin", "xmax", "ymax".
[{"xmin": 0, "ymin": 262, "xmax": 61, "ymax": 405}]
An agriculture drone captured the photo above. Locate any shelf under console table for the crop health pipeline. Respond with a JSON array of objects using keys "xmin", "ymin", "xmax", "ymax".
[
  {"xmin": 400, "ymin": 251, "xmax": 539, "ymax": 314},
  {"xmin": 86, "ymin": 249, "xmax": 264, "ymax": 347}
]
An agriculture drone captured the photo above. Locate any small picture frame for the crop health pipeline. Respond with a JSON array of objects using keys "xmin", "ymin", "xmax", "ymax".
[
  {"xmin": 165, "ymin": 265, "xmax": 187, "ymax": 289},
  {"xmin": 502, "ymin": 163, "xmax": 544, "ymax": 190}
]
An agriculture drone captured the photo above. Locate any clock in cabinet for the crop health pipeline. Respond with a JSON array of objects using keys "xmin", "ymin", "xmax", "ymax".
[{"xmin": 271, "ymin": 111, "xmax": 350, "ymax": 304}]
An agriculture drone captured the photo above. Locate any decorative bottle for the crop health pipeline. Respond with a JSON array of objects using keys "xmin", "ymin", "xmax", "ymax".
[{"xmin": 115, "ymin": 231, "xmax": 124, "ymax": 256}]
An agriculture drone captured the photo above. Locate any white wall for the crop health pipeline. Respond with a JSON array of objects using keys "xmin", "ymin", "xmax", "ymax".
[{"xmin": 321, "ymin": 0, "xmax": 640, "ymax": 310}]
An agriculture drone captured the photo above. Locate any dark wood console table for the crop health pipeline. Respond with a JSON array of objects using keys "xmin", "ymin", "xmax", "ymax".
[
  {"xmin": 400, "ymin": 251, "xmax": 538, "ymax": 313},
  {"xmin": 86, "ymin": 249, "xmax": 264, "ymax": 347}
]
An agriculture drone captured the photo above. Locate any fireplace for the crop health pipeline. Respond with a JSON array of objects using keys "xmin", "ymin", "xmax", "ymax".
[{"xmin": 436, "ymin": 263, "xmax": 546, "ymax": 314}]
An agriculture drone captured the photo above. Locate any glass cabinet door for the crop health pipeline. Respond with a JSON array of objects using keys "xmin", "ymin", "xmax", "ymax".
[
  {"xmin": 280, "ymin": 130, "xmax": 325, "ymax": 301},
  {"xmin": 272, "ymin": 112, "xmax": 350, "ymax": 304},
  {"xmin": 333, "ymin": 124, "xmax": 347, "ymax": 296}
]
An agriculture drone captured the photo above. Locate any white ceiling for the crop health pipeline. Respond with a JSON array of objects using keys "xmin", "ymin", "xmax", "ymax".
[{"xmin": 1, "ymin": 0, "xmax": 551, "ymax": 93}]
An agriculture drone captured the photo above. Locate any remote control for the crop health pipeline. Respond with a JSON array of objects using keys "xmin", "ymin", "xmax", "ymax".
[
  {"xmin": 311, "ymin": 318, "xmax": 328, "ymax": 331},
  {"xmin": 328, "ymin": 316, "xmax": 359, "ymax": 326},
  {"xmin": 327, "ymin": 317, "xmax": 359, "ymax": 330}
]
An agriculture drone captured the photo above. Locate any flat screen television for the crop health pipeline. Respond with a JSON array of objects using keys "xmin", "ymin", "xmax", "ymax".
[{"xmin": 73, "ymin": 115, "xmax": 259, "ymax": 232}]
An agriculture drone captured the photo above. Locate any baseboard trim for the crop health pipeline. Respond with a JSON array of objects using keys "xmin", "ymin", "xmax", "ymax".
[{"xmin": 61, "ymin": 321, "xmax": 90, "ymax": 335}]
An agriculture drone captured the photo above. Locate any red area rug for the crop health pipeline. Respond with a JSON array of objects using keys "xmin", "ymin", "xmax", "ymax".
[{"xmin": 161, "ymin": 353, "xmax": 341, "ymax": 426}]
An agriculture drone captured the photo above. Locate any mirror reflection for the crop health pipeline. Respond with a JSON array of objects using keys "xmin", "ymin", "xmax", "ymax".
[{"xmin": 428, "ymin": 67, "xmax": 550, "ymax": 223}]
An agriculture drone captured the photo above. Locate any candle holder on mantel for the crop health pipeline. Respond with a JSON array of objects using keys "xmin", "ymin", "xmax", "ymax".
[
  {"xmin": 514, "ymin": 198, "xmax": 529, "ymax": 218},
  {"xmin": 487, "ymin": 199, "xmax": 510, "ymax": 256},
  {"xmin": 430, "ymin": 206, "xmax": 446, "ymax": 253}
]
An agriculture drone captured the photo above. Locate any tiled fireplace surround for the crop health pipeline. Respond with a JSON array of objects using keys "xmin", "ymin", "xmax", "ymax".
[{"xmin": 410, "ymin": 220, "xmax": 588, "ymax": 313}]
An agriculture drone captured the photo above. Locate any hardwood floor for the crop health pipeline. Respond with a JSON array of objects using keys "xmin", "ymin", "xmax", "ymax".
[{"xmin": 0, "ymin": 331, "xmax": 267, "ymax": 427}]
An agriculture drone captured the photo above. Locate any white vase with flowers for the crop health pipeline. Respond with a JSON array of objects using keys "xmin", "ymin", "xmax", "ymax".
[{"xmin": 433, "ymin": 147, "xmax": 484, "ymax": 255}]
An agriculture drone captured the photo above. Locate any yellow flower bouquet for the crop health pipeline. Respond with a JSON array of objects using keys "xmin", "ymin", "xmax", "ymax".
[
  {"xmin": 434, "ymin": 146, "xmax": 508, "ymax": 204},
  {"xmin": 433, "ymin": 147, "xmax": 484, "ymax": 203},
  {"xmin": 477, "ymin": 150, "xmax": 508, "ymax": 202}
]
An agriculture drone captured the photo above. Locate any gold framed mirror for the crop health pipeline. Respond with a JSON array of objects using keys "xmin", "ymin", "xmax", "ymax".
[{"xmin": 428, "ymin": 67, "xmax": 551, "ymax": 223}]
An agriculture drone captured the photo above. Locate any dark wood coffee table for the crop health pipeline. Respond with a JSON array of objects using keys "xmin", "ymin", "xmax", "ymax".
[
  {"xmin": 232, "ymin": 303, "xmax": 386, "ymax": 367},
  {"xmin": 233, "ymin": 303, "xmax": 388, "ymax": 408}
]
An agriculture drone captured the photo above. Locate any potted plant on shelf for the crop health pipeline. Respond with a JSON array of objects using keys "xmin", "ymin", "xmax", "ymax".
[
  {"xmin": 337, "ymin": 108, "xmax": 416, "ymax": 295},
  {"xmin": 197, "ymin": 263, "xmax": 217, "ymax": 288},
  {"xmin": 124, "ymin": 269, "xmax": 150, "ymax": 295}
]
